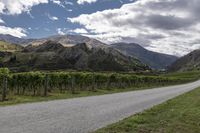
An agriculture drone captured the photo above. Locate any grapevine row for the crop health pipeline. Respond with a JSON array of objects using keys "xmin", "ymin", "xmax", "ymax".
[{"xmin": 0, "ymin": 71, "xmax": 192, "ymax": 99}]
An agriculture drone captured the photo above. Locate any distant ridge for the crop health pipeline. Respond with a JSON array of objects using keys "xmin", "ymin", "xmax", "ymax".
[{"xmin": 111, "ymin": 43, "xmax": 178, "ymax": 69}]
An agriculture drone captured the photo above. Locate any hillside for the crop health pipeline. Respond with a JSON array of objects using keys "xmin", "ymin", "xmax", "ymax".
[
  {"xmin": 111, "ymin": 43, "xmax": 178, "ymax": 69},
  {"xmin": 1, "ymin": 41, "xmax": 149, "ymax": 72},
  {"xmin": 0, "ymin": 41, "xmax": 23, "ymax": 52},
  {"xmin": 168, "ymin": 49, "xmax": 200, "ymax": 72}
]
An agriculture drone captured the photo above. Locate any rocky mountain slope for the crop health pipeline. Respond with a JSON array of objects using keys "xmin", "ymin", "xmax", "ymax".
[
  {"xmin": 168, "ymin": 49, "xmax": 200, "ymax": 72},
  {"xmin": 0, "ymin": 34, "xmax": 178, "ymax": 70},
  {"xmin": 111, "ymin": 43, "xmax": 178, "ymax": 69},
  {"xmin": 1, "ymin": 41, "xmax": 149, "ymax": 72},
  {"xmin": 25, "ymin": 35, "xmax": 107, "ymax": 48}
]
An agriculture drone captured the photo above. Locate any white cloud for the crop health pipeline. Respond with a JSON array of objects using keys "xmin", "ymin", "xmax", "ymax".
[
  {"xmin": 0, "ymin": 0, "xmax": 47, "ymax": 38},
  {"xmin": 69, "ymin": 0, "xmax": 200, "ymax": 56},
  {"xmin": 77, "ymin": 0, "xmax": 97, "ymax": 5},
  {"xmin": 0, "ymin": 2, "xmax": 4, "ymax": 14},
  {"xmin": 57, "ymin": 28, "xmax": 65, "ymax": 35},
  {"xmin": 0, "ymin": 0, "xmax": 48, "ymax": 15},
  {"xmin": 51, "ymin": 0, "xmax": 61, "ymax": 5},
  {"xmin": 0, "ymin": 18, "xmax": 4, "ymax": 24},
  {"xmin": 50, "ymin": 0, "xmax": 64, "ymax": 8},
  {"xmin": 47, "ymin": 14, "xmax": 58, "ymax": 21},
  {"xmin": 0, "ymin": 26, "xmax": 26, "ymax": 38},
  {"xmin": 67, "ymin": 9, "xmax": 73, "ymax": 12},
  {"xmin": 65, "ymin": 1, "xmax": 73, "ymax": 6},
  {"xmin": 70, "ymin": 28, "xmax": 88, "ymax": 34},
  {"xmin": 51, "ymin": 0, "xmax": 73, "ymax": 7}
]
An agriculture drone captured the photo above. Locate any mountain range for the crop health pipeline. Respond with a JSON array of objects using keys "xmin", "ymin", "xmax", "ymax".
[
  {"xmin": 0, "ymin": 34, "xmax": 34, "ymax": 45},
  {"xmin": 0, "ymin": 41, "xmax": 149, "ymax": 72},
  {"xmin": 111, "ymin": 43, "xmax": 178, "ymax": 69},
  {"xmin": 0, "ymin": 34, "xmax": 178, "ymax": 71}
]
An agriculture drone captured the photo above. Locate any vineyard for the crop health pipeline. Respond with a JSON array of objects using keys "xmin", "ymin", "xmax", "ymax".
[{"xmin": 0, "ymin": 68, "xmax": 199, "ymax": 102}]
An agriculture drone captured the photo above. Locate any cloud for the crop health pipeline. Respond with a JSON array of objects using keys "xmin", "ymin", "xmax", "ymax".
[
  {"xmin": 0, "ymin": 2, "xmax": 4, "ymax": 14},
  {"xmin": 50, "ymin": 0, "xmax": 65, "ymax": 8},
  {"xmin": 47, "ymin": 14, "xmax": 58, "ymax": 21},
  {"xmin": 67, "ymin": 9, "xmax": 73, "ymax": 12},
  {"xmin": 57, "ymin": 28, "xmax": 66, "ymax": 35},
  {"xmin": 51, "ymin": 0, "xmax": 73, "ymax": 6},
  {"xmin": 57, "ymin": 28, "xmax": 88, "ymax": 35},
  {"xmin": 70, "ymin": 28, "xmax": 88, "ymax": 34},
  {"xmin": 0, "ymin": 18, "xmax": 5, "ymax": 24},
  {"xmin": 65, "ymin": 1, "xmax": 74, "ymax": 6},
  {"xmin": 0, "ymin": 1, "xmax": 46, "ymax": 38},
  {"xmin": 0, "ymin": 0, "xmax": 48, "ymax": 15},
  {"xmin": 0, "ymin": 26, "xmax": 26, "ymax": 38},
  {"xmin": 69, "ymin": 0, "xmax": 200, "ymax": 56},
  {"xmin": 77, "ymin": 0, "xmax": 97, "ymax": 5}
]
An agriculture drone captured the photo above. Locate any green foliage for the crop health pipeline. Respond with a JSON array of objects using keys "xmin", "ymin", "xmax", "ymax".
[
  {"xmin": 0, "ymin": 68, "xmax": 10, "ymax": 75},
  {"xmin": 0, "ymin": 71, "xmax": 197, "ymax": 97},
  {"xmin": 0, "ymin": 70, "xmax": 198, "ymax": 105}
]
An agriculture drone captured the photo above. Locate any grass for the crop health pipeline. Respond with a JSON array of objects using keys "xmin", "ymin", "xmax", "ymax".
[
  {"xmin": 161, "ymin": 70, "xmax": 200, "ymax": 80},
  {"xmin": 94, "ymin": 87, "xmax": 200, "ymax": 133}
]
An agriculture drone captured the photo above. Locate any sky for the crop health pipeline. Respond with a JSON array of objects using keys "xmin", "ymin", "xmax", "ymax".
[{"xmin": 0, "ymin": 0, "xmax": 200, "ymax": 56}]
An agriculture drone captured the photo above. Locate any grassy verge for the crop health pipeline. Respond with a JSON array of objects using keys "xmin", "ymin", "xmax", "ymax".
[{"xmin": 94, "ymin": 87, "xmax": 200, "ymax": 133}]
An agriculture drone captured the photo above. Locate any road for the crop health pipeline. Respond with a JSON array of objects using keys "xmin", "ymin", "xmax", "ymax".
[{"xmin": 0, "ymin": 80, "xmax": 200, "ymax": 133}]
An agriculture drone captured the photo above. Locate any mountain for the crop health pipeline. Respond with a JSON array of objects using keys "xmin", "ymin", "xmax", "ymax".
[
  {"xmin": 0, "ymin": 34, "xmax": 177, "ymax": 70},
  {"xmin": 168, "ymin": 49, "xmax": 200, "ymax": 72},
  {"xmin": 111, "ymin": 43, "xmax": 178, "ymax": 69},
  {"xmin": 0, "ymin": 34, "xmax": 34, "ymax": 45},
  {"xmin": 25, "ymin": 35, "xmax": 107, "ymax": 47},
  {"xmin": 1, "ymin": 41, "xmax": 149, "ymax": 72},
  {"xmin": 0, "ymin": 34, "xmax": 107, "ymax": 47}
]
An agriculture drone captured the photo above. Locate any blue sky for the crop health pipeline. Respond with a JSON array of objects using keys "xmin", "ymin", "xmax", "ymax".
[
  {"xmin": 0, "ymin": 0, "xmax": 134, "ymax": 38},
  {"xmin": 1, "ymin": 0, "xmax": 200, "ymax": 56}
]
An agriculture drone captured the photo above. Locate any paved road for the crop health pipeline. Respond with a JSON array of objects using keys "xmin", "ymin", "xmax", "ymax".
[{"xmin": 1, "ymin": 80, "xmax": 200, "ymax": 133}]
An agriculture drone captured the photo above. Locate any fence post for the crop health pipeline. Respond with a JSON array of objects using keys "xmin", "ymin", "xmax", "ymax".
[
  {"xmin": 71, "ymin": 76, "xmax": 75, "ymax": 94},
  {"xmin": 44, "ymin": 74, "xmax": 49, "ymax": 96},
  {"xmin": 106, "ymin": 76, "xmax": 111, "ymax": 90},
  {"xmin": 91, "ymin": 73, "xmax": 96, "ymax": 91},
  {"xmin": 2, "ymin": 75, "xmax": 7, "ymax": 102}
]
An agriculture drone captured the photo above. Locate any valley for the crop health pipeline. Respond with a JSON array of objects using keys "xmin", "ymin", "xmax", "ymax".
[
  {"xmin": 1, "ymin": 1, "xmax": 200, "ymax": 133},
  {"xmin": 0, "ymin": 34, "xmax": 198, "ymax": 105}
]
